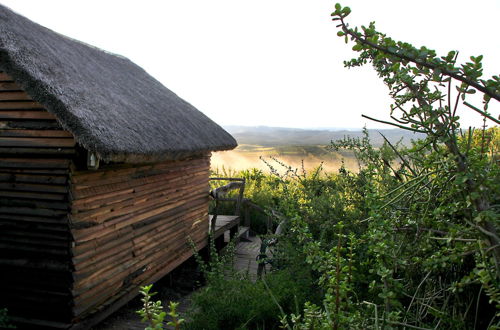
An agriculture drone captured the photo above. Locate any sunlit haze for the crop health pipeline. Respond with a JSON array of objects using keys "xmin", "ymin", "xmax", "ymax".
[{"xmin": 1, "ymin": 0, "xmax": 498, "ymax": 129}]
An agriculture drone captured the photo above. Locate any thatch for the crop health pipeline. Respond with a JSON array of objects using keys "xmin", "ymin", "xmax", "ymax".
[{"xmin": 0, "ymin": 4, "xmax": 237, "ymax": 163}]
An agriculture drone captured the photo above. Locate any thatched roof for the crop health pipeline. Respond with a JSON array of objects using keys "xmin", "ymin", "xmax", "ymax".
[{"xmin": 0, "ymin": 4, "xmax": 237, "ymax": 163}]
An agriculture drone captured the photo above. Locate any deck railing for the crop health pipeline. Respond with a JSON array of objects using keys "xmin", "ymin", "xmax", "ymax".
[{"xmin": 209, "ymin": 177, "xmax": 245, "ymax": 235}]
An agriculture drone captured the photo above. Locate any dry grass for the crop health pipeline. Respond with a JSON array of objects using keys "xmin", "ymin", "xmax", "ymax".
[{"xmin": 211, "ymin": 145, "xmax": 359, "ymax": 173}]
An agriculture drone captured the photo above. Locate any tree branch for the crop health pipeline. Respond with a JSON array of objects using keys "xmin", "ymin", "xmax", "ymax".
[
  {"xmin": 463, "ymin": 101, "xmax": 500, "ymax": 124},
  {"xmin": 361, "ymin": 114, "xmax": 427, "ymax": 133},
  {"xmin": 379, "ymin": 132, "xmax": 418, "ymax": 177},
  {"xmin": 340, "ymin": 23, "xmax": 500, "ymax": 102}
]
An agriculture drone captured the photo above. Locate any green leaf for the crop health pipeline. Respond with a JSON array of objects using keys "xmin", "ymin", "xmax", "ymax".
[{"xmin": 352, "ymin": 44, "xmax": 363, "ymax": 51}]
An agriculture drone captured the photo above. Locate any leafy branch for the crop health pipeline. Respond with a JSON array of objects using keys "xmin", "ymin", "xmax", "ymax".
[
  {"xmin": 331, "ymin": 3, "xmax": 500, "ymax": 271},
  {"xmin": 136, "ymin": 285, "xmax": 184, "ymax": 330},
  {"xmin": 331, "ymin": 4, "xmax": 500, "ymax": 105}
]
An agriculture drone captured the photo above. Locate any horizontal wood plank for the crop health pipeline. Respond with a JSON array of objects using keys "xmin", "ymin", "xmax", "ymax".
[
  {"xmin": 0, "ymin": 72, "xmax": 13, "ymax": 81},
  {"xmin": 0, "ymin": 101, "xmax": 44, "ymax": 109},
  {"xmin": 0, "ymin": 147, "xmax": 75, "ymax": 155},
  {"xmin": 0, "ymin": 158, "xmax": 70, "ymax": 169},
  {"xmin": 0, "ymin": 213, "xmax": 68, "ymax": 225},
  {"xmin": 0, "ymin": 129, "xmax": 73, "ymax": 138},
  {"xmin": 0, "ymin": 206, "xmax": 67, "ymax": 217},
  {"xmin": 0, "ymin": 190, "xmax": 66, "ymax": 201},
  {"xmin": 70, "ymin": 156, "xmax": 209, "ymax": 184},
  {"xmin": 0, "ymin": 219, "xmax": 68, "ymax": 232},
  {"xmin": 0, "ymin": 172, "xmax": 67, "ymax": 185},
  {"xmin": 0, "ymin": 182, "xmax": 67, "ymax": 194},
  {"xmin": 0, "ymin": 111, "xmax": 56, "ymax": 120},
  {"xmin": 0, "ymin": 137, "xmax": 75, "ymax": 148},
  {"xmin": 0, "ymin": 91, "xmax": 33, "ymax": 101},
  {"xmin": 0, "ymin": 82, "xmax": 22, "ymax": 91},
  {"xmin": 0, "ymin": 120, "xmax": 62, "ymax": 130}
]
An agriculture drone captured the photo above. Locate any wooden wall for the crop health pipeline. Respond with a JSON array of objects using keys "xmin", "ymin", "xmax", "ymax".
[
  {"xmin": 0, "ymin": 71, "xmax": 75, "ymax": 326},
  {"xmin": 69, "ymin": 155, "xmax": 211, "ymax": 321},
  {"xmin": 0, "ymin": 70, "xmax": 212, "ymax": 328}
]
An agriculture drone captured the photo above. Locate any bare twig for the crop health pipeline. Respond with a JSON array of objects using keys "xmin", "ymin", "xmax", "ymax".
[
  {"xmin": 463, "ymin": 101, "xmax": 500, "ymax": 124},
  {"xmin": 405, "ymin": 270, "xmax": 432, "ymax": 321}
]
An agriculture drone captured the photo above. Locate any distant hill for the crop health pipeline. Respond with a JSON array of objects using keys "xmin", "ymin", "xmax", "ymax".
[{"xmin": 224, "ymin": 126, "xmax": 425, "ymax": 148}]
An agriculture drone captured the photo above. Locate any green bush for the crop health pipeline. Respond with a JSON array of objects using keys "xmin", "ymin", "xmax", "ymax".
[
  {"xmin": 184, "ymin": 231, "xmax": 319, "ymax": 330},
  {"xmin": 136, "ymin": 285, "xmax": 185, "ymax": 330},
  {"xmin": 185, "ymin": 268, "xmax": 316, "ymax": 330},
  {"xmin": 0, "ymin": 308, "xmax": 15, "ymax": 329}
]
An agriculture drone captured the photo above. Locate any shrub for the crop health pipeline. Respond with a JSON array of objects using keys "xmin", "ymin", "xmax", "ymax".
[
  {"xmin": 184, "ymin": 230, "xmax": 319, "ymax": 329},
  {"xmin": 185, "ymin": 268, "xmax": 316, "ymax": 330},
  {"xmin": 0, "ymin": 308, "xmax": 15, "ymax": 329}
]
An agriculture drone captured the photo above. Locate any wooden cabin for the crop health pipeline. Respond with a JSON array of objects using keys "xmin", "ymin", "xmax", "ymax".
[{"xmin": 0, "ymin": 5, "xmax": 237, "ymax": 329}]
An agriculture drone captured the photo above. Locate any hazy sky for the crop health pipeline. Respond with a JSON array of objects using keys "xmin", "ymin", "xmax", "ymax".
[{"xmin": 1, "ymin": 1, "xmax": 498, "ymax": 129}]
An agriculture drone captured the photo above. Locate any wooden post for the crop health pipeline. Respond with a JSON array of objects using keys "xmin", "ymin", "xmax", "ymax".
[
  {"xmin": 210, "ymin": 195, "xmax": 218, "ymax": 236},
  {"xmin": 235, "ymin": 179, "xmax": 245, "ymax": 216},
  {"xmin": 244, "ymin": 201, "xmax": 250, "ymax": 227}
]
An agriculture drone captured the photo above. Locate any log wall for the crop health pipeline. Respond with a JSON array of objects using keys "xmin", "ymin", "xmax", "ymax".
[
  {"xmin": 69, "ymin": 155, "xmax": 211, "ymax": 321},
  {"xmin": 0, "ymin": 70, "xmax": 212, "ymax": 328},
  {"xmin": 0, "ymin": 71, "xmax": 75, "ymax": 326}
]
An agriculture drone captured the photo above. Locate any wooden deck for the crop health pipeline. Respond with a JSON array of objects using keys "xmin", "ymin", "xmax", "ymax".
[
  {"xmin": 209, "ymin": 214, "xmax": 265, "ymax": 279},
  {"xmin": 233, "ymin": 235, "xmax": 267, "ymax": 281}
]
